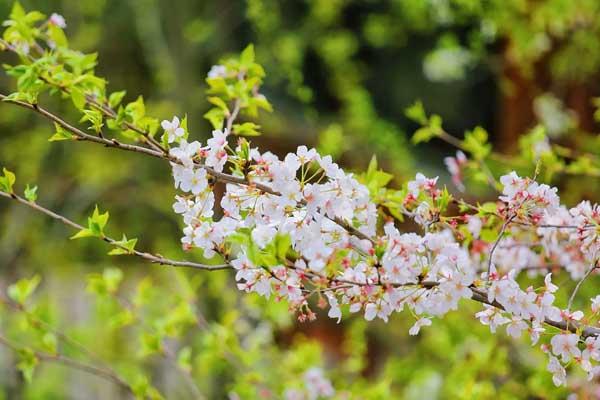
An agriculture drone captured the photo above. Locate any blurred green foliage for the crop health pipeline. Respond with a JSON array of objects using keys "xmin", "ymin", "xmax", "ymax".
[{"xmin": 1, "ymin": 0, "xmax": 600, "ymax": 399}]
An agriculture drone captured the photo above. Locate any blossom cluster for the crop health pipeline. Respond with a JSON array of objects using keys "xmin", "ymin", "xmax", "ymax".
[
  {"xmin": 160, "ymin": 64, "xmax": 600, "ymax": 388},
  {"xmin": 283, "ymin": 368, "xmax": 335, "ymax": 400}
]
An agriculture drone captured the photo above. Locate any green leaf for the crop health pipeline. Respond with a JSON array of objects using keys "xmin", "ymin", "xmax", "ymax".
[
  {"xmin": 49, "ymin": 123, "xmax": 75, "ymax": 141},
  {"xmin": 411, "ymin": 127, "xmax": 434, "ymax": 144},
  {"xmin": 70, "ymin": 88, "xmax": 86, "ymax": 110},
  {"xmin": 70, "ymin": 228, "xmax": 94, "ymax": 240},
  {"xmin": 103, "ymin": 268, "xmax": 123, "ymax": 293},
  {"xmin": 240, "ymin": 44, "xmax": 255, "ymax": 66},
  {"xmin": 271, "ymin": 234, "xmax": 291, "ymax": 262},
  {"xmin": 71, "ymin": 205, "xmax": 109, "ymax": 239},
  {"xmin": 253, "ymin": 95, "xmax": 273, "ymax": 112},
  {"xmin": 10, "ymin": 2, "xmax": 26, "ymax": 21},
  {"xmin": 462, "ymin": 126, "xmax": 491, "ymax": 160},
  {"xmin": 140, "ymin": 332, "xmax": 163, "ymax": 357},
  {"xmin": 24, "ymin": 184, "xmax": 37, "ymax": 202},
  {"xmin": 177, "ymin": 347, "xmax": 192, "ymax": 373},
  {"xmin": 360, "ymin": 156, "xmax": 393, "ymax": 194},
  {"xmin": 47, "ymin": 24, "xmax": 68, "ymax": 48},
  {"xmin": 80, "ymin": 109, "xmax": 104, "ymax": 133},
  {"xmin": 108, "ymin": 235, "xmax": 137, "ymax": 255},
  {"xmin": 405, "ymin": 100, "xmax": 428, "ymax": 125},
  {"xmin": 8, "ymin": 275, "xmax": 41, "ymax": 305},
  {"xmin": 16, "ymin": 348, "xmax": 38, "ymax": 383},
  {"xmin": 86, "ymin": 268, "xmax": 123, "ymax": 297},
  {"xmin": 204, "ymin": 107, "xmax": 225, "ymax": 130},
  {"xmin": 208, "ymin": 96, "xmax": 229, "ymax": 113},
  {"xmin": 437, "ymin": 186, "xmax": 453, "ymax": 212},
  {"xmin": 41, "ymin": 332, "xmax": 57, "ymax": 354},
  {"xmin": 0, "ymin": 167, "xmax": 16, "ymax": 193},
  {"xmin": 90, "ymin": 205, "xmax": 109, "ymax": 231},
  {"xmin": 109, "ymin": 309, "xmax": 134, "ymax": 328},
  {"xmin": 232, "ymin": 122, "xmax": 261, "ymax": 136},
  {"xmin": 108, "ymin": 90, "xmax": 126, "ymax": 109},
  {"xmin": 478, "ymin": 202, "xmax": 498, "ymax": 216}
]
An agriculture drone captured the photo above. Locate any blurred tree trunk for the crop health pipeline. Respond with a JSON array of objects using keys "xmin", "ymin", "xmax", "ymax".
[{"xmin": 497, "ymin": 39, "xmax": 597, "ymax": 153}]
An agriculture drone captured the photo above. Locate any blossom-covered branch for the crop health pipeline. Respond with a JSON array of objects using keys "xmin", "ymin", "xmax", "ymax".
[{"xmin": 1, "ymin": 4, "xmax": 600, "ymax": 389}]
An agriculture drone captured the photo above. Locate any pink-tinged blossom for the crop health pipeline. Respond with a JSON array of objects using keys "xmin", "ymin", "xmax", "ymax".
[
  {"xmin": 165, "ymin": 115, "xmax": 600, "ymax": 386},
  {"xmin": 207, "ymin": 65, "xmax": 227, "ymax": 79},
  {"xmin": 49, "ymin": 13, "xmax": 66, "ymax": 28},
  {"xmin": 583, "ymin": 337, "xmax": 600, "ymax": 362},
  {"xmin": 180, "ymin": 168, "xmax": 208, "ymax": 195},
  {"xmin": 407, "ymin": 173, "xmax": 439, "ymax": 197},
  {"xmin": 547, "ymin": 355, "xmax": 567, "ymax": 386},
  {"xmin": 409, "ymin": 317, "xmax": 432, "ymax": 335},
  {"xmin": 304, "ymin": 368, "xmax": 335, "ymax": 400},
  {"xmin": 506, "ymin": 317, "xmax": 528, "ymax": 338},
  {"xmin": 592, "ymin": 295, "xmax": 600, "ymax": 313},
  {"xmin": 569, "ymin": 201, "xmax": 600, "ymax": 261},
  {"xmin": 467, "ymin": 215, "xmax": 482, "ymax": 238},
  {"xmin": 551, "ymin": 333, "xmax": 581, "ymax": 362},
  {"xmin": 444, "ymin": 150, "xmax": 467, "ymax": 191},
  {"xmin": 476, "ymin": 306, "xmax": 510, "ymax": 333},
  {"xmin": 499, "ymin": 171, "xmax": 560, "ymax": 223},
  {"xmin": 326, "ymin": 294, "xmax": 342, "ymax": 323}
]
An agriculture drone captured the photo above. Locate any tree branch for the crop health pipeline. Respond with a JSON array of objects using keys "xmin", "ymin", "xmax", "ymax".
[
  {"xmin": 0, "ymin": 334, "xmax": 133, "ymax": 394},
  {"xmin": 0, "ymin": 94, "xmax": 373, "ymax": 243},
  {"xmin": 3, "ymin": 188, "xmax": 598, "ymax": 340},
  {"xmin": 568, "ymin": 261, "xmax": 599, "ymax": 311},
  {"xmin": 0, "ymin": 190, "xmax": 230, "ymax": 271}
]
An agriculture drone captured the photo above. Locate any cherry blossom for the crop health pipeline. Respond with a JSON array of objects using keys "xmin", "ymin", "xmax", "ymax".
[
  {"xmin": 444, "ymin": 150, "xmax": 467, "ymax": 191},
  {"xmin": 49, "ymin": 13, "xmax": 66, "ymax": 28},
  {"xmin": 161, "ymin": 116, "xmax": 185, "ymax": 143},
  {"xmin": 551, "ymin": 334, "xmax": 581, "ymax": 362},
  {"xmin": 409, "ymin": 317, "xmax": 432, "ymax": 335},
  {"xmin": 162, "ymin": 71, "xmax": 600, "ymax": 387}
]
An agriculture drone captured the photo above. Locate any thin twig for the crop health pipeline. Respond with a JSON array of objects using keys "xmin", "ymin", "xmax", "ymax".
[
  {"xmin": 0, "ymin": 191, "xmax": 230, "ymax": 271},
  {"xmin": 486, "ymin": 214, "xmax": 516, "ymax": 279},
  {"xmin": 0, "ymin": 334, "xmax": 133, "ymax": 394},
  {"xmin": 0, "ymin": 293, "xmax": 108, "ymax": 368},
  {"xmin": 2, "ymin": 187, "xmax": 599, "ymax": 339},
  {"xmin": 567, "ymin": 261, "xmax": 599, "ymax": 311},
  {"xmin": 0, "ymin": 94, "xmax": 373, "ymax": 244},
  {"xmin": 225, "ymin": 98, "xmax": 241, "ymax": 135}
]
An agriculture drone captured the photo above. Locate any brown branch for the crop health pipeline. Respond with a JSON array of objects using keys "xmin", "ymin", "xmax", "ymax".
[
  {"xmin": 469, "ymin": 287, "xmax": 600, "ymax": 339},
  {"xmin": 0, "ymin": 334, "xmax": 133, "ymax": 394},
  {"xmin": 568, "ymin": 261, "xmax": 599, "ymax": 311},
  {"xmin": 0, "ymin": 190, "xmax": 230, "ymax": 271},
  {"xmin": 0, "ymin": 38, "xmax": 166, "ymax": 155},
  {"xmin": 3, "ymin": 188, "xmax": 599, "ymax": 340},
  {"xmin": 487, "ymin": 214, "xmax": 516, "ymax": 278},
  {"xmin": 0, "ymin": 94, "xmax": 373, "ymax": 243},
  {"xmin": 0, "ymin": 46, "xmax": 597, "ymax": 340},
  {"xmin": 0, "ymin": 293, "xmax": 108, "ymax": 368}
]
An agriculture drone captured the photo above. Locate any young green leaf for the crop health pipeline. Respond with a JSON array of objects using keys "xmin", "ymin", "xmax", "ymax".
[
  {"xmin": 0, "ymin": 167, "xmax": 16, "ymax": 193},
  {"xmin": 49, "ymin": 123, "xmax": 75, "ymax": 141},
  {"xmin": 405, "ymin": 100, "xmax": 428, "ymax": 125},
  {"xmin": 71, "ymin": 205, "xmax": 109, "ymax": 239},
  {"xmin": 16, "ymin": 348, "xmax": 38, "ymax": 383},
  {"xmin": 108, "ymin": 235, "xmax": 138, "ymax": 255},
  {"xmin": 8, "ymin": 275, "xmax": 41, "ymax": 305},
  {"xmin": 24, "ymin": 184, "xmax": 37, "ymax": 202},
  {"xmin": 232, "ymin": 122, "xmax": 261, "ymax": 136},
  {"xmin": 108, "ymin": 90, "xmax": 126, "ymax": 109},
  {"xmin": 240, "ymin": 43, "xmax": 255, "ymax": 66}
]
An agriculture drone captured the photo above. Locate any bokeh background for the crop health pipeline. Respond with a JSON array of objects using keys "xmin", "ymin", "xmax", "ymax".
[{"xmin": 1, "ymin": 0, "xmax": 600, "ymax": 399}]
